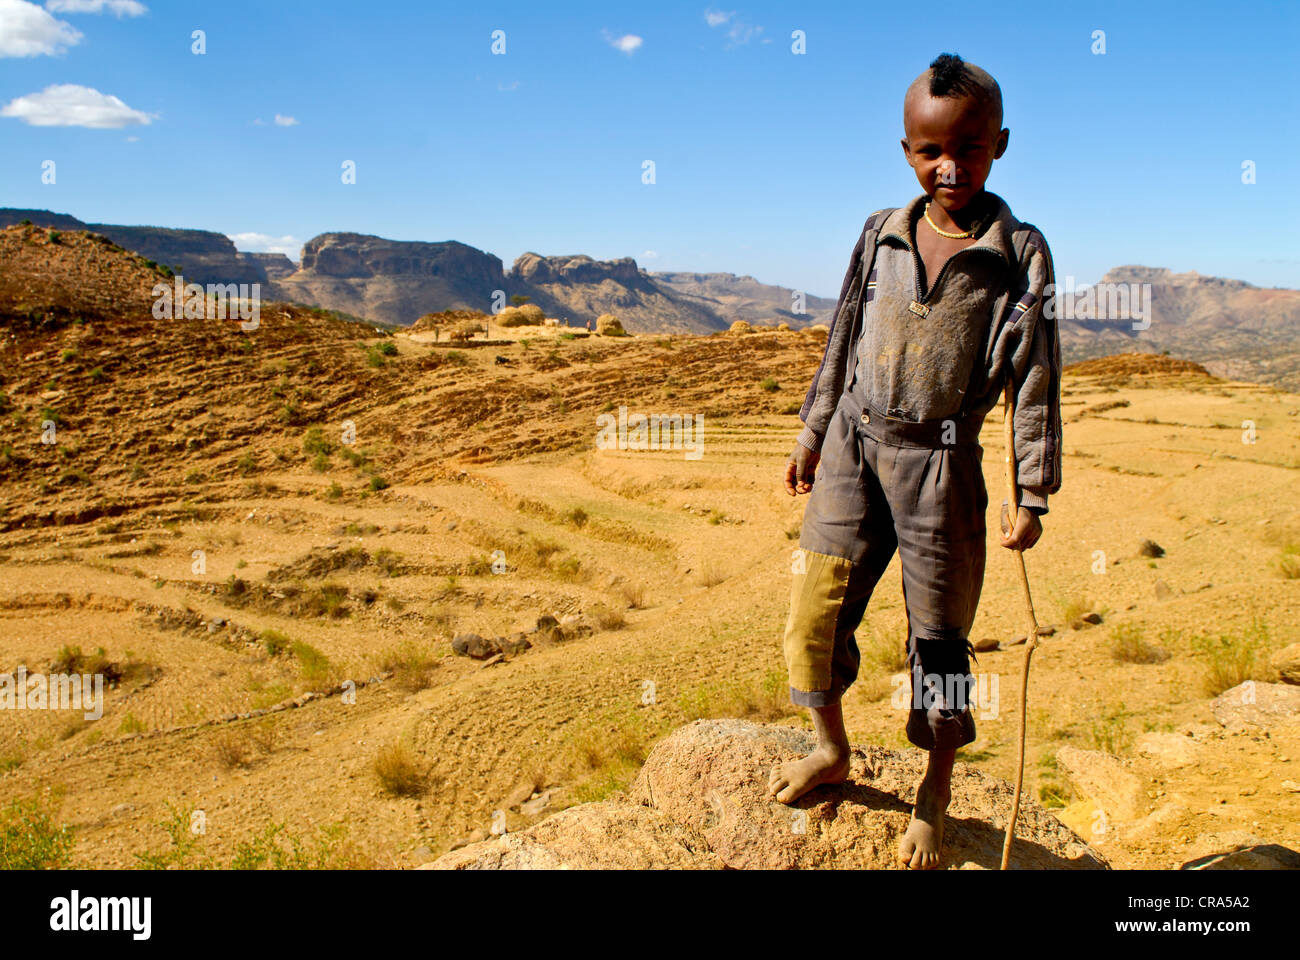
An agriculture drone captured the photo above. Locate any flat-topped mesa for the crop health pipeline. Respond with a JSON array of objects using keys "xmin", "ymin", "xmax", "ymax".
[
  {"xmin": 1098, "ymin": 265, "xmax": 1254, "ymax": 291},
  {"xmin": 298, "ymin": 232, "xmax": 506, "ymax": 284},
  {"xmin": 510, "ymin": 252, "xmax": 643, "ymax": 285}
]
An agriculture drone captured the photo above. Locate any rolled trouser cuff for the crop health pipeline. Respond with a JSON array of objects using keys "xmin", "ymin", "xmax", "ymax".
[
  {"xmin": 789, "ymin": 680, "xmax": 848, "ymax": 708},
  {"xmin": 904, "ymin": 634, "xmax": 978, "ymax": 751}
]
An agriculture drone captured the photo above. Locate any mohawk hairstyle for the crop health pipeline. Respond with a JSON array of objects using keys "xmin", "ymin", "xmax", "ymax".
[
  {"xmin": 928, "ymin": 53, "xmax": 974, "ymax": 97},
  {"xmin": 912, "ymin": 52, "xmax": 1004, "ymax": 130}
]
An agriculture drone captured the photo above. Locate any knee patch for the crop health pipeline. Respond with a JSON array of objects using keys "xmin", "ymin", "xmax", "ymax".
[{"xmin": 784, "ymin": 549, "xmax": 852, "ymax": 693}]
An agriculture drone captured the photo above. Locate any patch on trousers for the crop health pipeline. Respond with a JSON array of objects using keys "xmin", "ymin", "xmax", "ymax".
[
  {"xmin": 783, "ymin": 549, "xmax": 852, "ymax": 694},
  {"xmin": 904, "ymin": 635, "xmax": 977, "ymax": 751}
]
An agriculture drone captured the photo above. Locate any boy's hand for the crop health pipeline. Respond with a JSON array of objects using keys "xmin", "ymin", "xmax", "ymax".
[
  {"xmin": 784, "ymin": 445, "xmax": 820, "ymax": 496},
  {"xmin": 999, "ymin": 502, "xmax": 1042, "ymax": 551}
]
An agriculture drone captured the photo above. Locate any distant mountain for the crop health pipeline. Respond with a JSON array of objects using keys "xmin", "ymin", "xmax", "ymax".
[
  {"xmin": 651, "ymin": 271, "xmax": 838, "ymax": 327},
  {"xmin": 267, "ymin": 232, "xmax": 507, "ymax": 326},
  {"xmin": 0, "ymin": 210, "xmax": 832, "ymax": 334},
  {"xmin": 1056, "ymin": 266, "xmax": 1300, "ymax": 390},
  {"xmin": 507, "ymin": 253, "xmax": 726, "ymax": 334},
  {"xmin": 2, "ymin": 208, "xmax": 1297, "ymax": 386}
]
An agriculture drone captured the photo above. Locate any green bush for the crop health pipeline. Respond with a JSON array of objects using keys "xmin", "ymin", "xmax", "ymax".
[{"xmin": 0, "ymin": 795, "xmax": 75, "ymax": 869}]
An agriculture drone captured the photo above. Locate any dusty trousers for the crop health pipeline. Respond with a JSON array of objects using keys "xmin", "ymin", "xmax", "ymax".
[{"xmin": 784, "ymin": 385, "xmax": 988, "ymax": 751}]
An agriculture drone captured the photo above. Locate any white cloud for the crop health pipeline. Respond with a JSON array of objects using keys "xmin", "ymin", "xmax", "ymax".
[
  {"xmin": 229, "ymin": 232, "xmax": 301, "ymax": 259},
  {"xmin": 1, "ymin": 83, "xmax": 154, "ymax": 127},
  {"xmin": 273, "ymin": 113, "xmax": 298, "ymax": 126},
  {"xmin": 641, "ymin": 250, "xmax": 659, "ymax": 259},
  {"xmin": 497, "ymin": 80, "xmax": 520, "ymax": 92},
  {"xmin": 45, "ymin": 0, "xmax": 147, "ymax": 16},
  {"xmin": 603, "ymin": 30, "xmax": 642, "ymax": 54},
  {"xmin": 704, "ymin": 8, "xmax": 763, "ymax": 47},
  {"xmin": 0, "ymin": 0, "xmax": 82, "ymax": 57}
]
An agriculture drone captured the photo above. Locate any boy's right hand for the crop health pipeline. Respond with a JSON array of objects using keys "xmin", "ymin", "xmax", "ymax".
[{"xmin": 784, "ymin": 445, "xmax": 820, "ymax": 496}]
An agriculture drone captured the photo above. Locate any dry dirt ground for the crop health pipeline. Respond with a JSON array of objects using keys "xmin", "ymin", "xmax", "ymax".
[{"xmin": 1, "ymin": 276, "xmax": 1298, "ymax": 867}]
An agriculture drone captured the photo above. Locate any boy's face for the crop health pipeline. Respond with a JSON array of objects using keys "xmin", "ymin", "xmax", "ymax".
[{"xmin": 901, "ymin": 94, "xmax": 1008, "ymax": 215}]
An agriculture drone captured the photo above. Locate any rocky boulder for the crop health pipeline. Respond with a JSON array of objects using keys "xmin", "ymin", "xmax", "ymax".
[
  {"xmin": 426, "ymin": 719, "xmax": 1106, "ymax": 870},
  {"xmin": 1211, "ymin": 681, "xmax": 1300, "ymax": 729},
  {"xmin": 450, "ymin": 633, "xmax": 501, "ymax": 660}
]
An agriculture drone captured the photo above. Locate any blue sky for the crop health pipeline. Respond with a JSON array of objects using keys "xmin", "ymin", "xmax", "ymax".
[{"xmin": 1, "ymin": 0, "xmax": 1297, "ymax": 297}]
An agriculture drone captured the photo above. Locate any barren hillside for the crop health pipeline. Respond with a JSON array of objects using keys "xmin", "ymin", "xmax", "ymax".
[{"xmin": 1, "ymin": 232, "xmax": 1298, "ymax": 869}]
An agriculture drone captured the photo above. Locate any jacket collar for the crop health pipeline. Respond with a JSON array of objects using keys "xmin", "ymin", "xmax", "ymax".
[{"xmin": 878, "ymin": 191, "xmax": 1018, "ymax": 267}]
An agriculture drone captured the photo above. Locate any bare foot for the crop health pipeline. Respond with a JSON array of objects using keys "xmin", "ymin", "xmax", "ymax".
[
  {"xmin": 768, "ymin": 745, "xmax": 850, "ymax": 804},
  {"xmin": 897, "ymin": 777, "xmax": 951, "ymax": 869}
]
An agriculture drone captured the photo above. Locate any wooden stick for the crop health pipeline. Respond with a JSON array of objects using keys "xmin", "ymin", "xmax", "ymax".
[{"xmin": 1000, "ymin": 380, "xmax": 1041, "ymax": 870}]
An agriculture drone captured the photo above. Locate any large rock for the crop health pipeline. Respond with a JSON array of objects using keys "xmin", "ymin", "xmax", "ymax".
[
  {"xmin": 424, "ymin": 800, "xmax": 717, "ymax": 870},
  {"xmin": 428, "ymin": 719, "xmax": 1107, "ymax": 870},
  {"xmin": 1134, "ymin": 732, "xmax": 1203, "ymax": 769},
  {"xmin": 1211, "ymin": 681, "xmax": 1300, "ymax": 729},
  {"xmin": 1270, "ymin": 644, "xmax": 1300, "ymax": 685},
  {"xmin": 1055, "ymin": 746, "xmax": 1149, "ymax": 821},
  {"xmin": 450, "ymin": 633, "xmax": 501, "ymax": 660},
  {"xmin": 1180, "ymin": 843, "xmax": 1300, "ymax": 870}
]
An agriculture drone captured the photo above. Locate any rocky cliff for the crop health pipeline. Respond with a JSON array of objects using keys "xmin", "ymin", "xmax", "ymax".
[
  {"xmin": 268, "ymin": 232, "xmax": 506, "ymax": 324},
  {"xmin": 242, "ymin": 252, "xmax": 297, "ymax": 280}
]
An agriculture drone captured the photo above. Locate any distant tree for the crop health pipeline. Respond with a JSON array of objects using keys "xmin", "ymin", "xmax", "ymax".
[{"xmin": 510, "ymin": 295, "xmax": 531, "ymax": 306}]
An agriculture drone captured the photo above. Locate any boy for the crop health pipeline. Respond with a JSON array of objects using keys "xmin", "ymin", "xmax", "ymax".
[{"xmin": 769, "ymin": 53, "xmax": 1062, "ymax": 869}]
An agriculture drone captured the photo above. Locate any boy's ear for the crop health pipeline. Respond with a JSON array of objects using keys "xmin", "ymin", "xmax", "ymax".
[
  {"xmin": 900, "ymin": 137, "xmax": 916, "ymax": 167},
  {"xmin": 993, "ymin": 128, "xmax": 1009, "ymax": 160}
]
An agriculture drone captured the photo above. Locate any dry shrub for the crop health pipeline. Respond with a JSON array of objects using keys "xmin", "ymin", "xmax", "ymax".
[
  {"xmin": 697, "ymin": 562, "xmax": 726, "ymax": 587},
  {"xmin": 379, "ymin": 641, "xmax": 439, "ymax": 693},
  {"xmin": 595, "ymin": 314, "xmax": 626, "ymax": 336},
  {"xmin": 591, "ymin": 603, "xmax": 626, "ymax": 631},
  {"xmin": 374, "ymin": 741, "xmax": 425, "ymax": 797},
  {"xmin": 212, "ymin": 731, "xmax": 252, "ymax": 770},
  {"xmin": 620, "ymin": 582, "xmax": 646, "ymax": 609},
  {"xmin": 728, "ymin": 320, "xmax": 753, "ymax": 334}
]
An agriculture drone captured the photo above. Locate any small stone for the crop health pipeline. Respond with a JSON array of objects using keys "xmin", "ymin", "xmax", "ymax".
[
  {"xmin": 972, "ymin": 638, "xmax": 999, "ymax": 653},
  {"xmin": 520, "ymin": 791, "xmax": 552, "ymax": 817},
  {"xmin": 480, "ymin": 653, "xmax": 505, "ymax": 668},
  {"xmin": 1154, "ymin": 579, "xmax": 1174, "ymax": 600},
  {"xmin": 1081, "ymin": 612, "xmax": 1103, "ymax": 625}
]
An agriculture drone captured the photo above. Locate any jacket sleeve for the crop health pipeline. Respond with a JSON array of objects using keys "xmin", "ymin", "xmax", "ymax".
[
  {"xmin": 1003, "ymin": 232, "xmax": 1063, "ymax": 514},
  {"xmin": 795, "ymin": 216, "xmax": 874, "ymax": 453}
]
